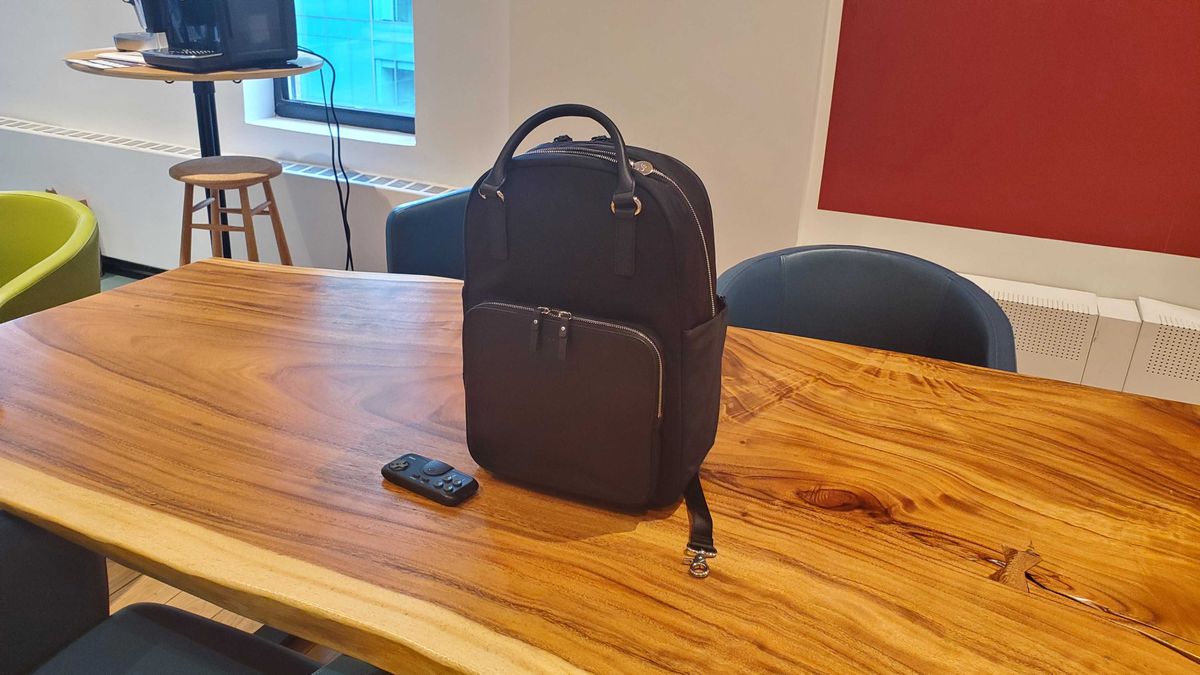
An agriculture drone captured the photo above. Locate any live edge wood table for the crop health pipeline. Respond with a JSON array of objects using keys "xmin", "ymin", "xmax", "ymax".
[{"xmin": 1, "ymin": 260, "xmax": 1197, "ymax": 673}]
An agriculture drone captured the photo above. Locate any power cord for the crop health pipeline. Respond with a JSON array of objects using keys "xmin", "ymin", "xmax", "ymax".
[{"xmin": 297, "ymin": 46, "xmax": 354, "ymax": 271}]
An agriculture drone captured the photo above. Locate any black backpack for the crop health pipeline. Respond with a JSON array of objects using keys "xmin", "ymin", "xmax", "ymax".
[{"xmin": 462, "ymin": 105, "xmax": 728, "ymax": 577}]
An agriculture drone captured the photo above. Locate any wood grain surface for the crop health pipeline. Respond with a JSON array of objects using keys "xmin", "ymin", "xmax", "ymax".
[
  {"xmin": 0, "ymin": 259, "xmax": 1197, "ymax": 673},
  {"xmin": 64, "ymin": 48, "xmax": 321, "ymax": 82}
]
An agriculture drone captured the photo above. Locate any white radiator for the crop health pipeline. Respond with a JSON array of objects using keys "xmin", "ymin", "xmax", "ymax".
[
  {"xmin": 1123, "ymin": 298, "xmax": 1200, "ymax": 405},
  {"xmin": 960, "ymin": 274, "xmax": 1098, "ymax": 383},
  {"xmin": 1081, "ymin": 298, "xmax": 1141, "ymax": 391},
  {"xmin": 962, "ymin": 273, "xmax": 1200, "ymax": 405}
]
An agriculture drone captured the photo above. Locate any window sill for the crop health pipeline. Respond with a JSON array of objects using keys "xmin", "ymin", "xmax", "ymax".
[{"xmin": 245, "ymin": 115, "xmax": 416, "ymax": 147}]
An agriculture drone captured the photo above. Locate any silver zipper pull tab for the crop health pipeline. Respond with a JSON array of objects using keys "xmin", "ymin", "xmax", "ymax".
[{"xmin": 631, "ymin": 160, "xmax": 654, "ymax": 176}]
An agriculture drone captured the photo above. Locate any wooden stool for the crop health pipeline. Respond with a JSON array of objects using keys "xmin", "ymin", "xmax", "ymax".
[{"xmin": 169, "ymin": 156, "xmax": 292, "ymax": 266}]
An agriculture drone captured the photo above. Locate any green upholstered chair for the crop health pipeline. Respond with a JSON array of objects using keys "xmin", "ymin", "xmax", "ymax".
[{"xmin": 0, "ymin": 191, "xmax": 101, "ymax": 323}]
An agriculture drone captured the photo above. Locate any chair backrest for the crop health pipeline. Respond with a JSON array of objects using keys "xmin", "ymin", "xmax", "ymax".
[
  {"xmin": 0, "ymin": 191, "xmax": 100, "ymax": 323},
  {"xmin": 716, "ymin": 245, "xmax": 1017, "ymax": 371},
  {"xmin": 385, "ymin": 188, "xmax": 470, "ymax": 279}
]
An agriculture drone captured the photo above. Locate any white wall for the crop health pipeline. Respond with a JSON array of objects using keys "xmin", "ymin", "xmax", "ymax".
[
  {"xmin": 797, "ymin": 0, "xmax": 1200, "ymax": 308},
  {"xmin": 506, "ymin": 0, "xmax": 829, "ymax": 273},
  {"xmin": 0, "ymin": 0, "xmax": 830, "ymax": 275},
  {"xmin": 0, "ymin": 129, "xmax": 414, "ymax": 271},
  {"xmin": 4, "ymin": 0, "xmax": 510, "ymax": 187},
  {"xmin": 0, "ymin": 0, "xmax": 511, "ymax": 271},
  {"xmin": 1, "ymin": 0, "xmax": 1196, "ymax": 305}
]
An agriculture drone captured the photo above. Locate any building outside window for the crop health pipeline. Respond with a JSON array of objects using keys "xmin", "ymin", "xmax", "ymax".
[{"xmin": 275, "ymin": 0, "xmax": 415, "ymax": 133}]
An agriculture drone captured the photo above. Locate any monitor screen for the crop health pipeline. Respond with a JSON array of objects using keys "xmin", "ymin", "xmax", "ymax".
[
  {"xmin": 234, "ymin": 0, "xmax": 288, "ymax": 52},
  {"xmin": 163, "ymin": 0, "xmax": 296, "ymax": 59},
  {"xmin": 164, "ymin": 0, "xmax": 222, "ymax": 51}
]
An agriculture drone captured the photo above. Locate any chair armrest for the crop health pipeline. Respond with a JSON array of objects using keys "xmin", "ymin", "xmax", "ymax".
[{"xmin": 0, "ymin": 511, "xmax": 108, "ymax": 675}]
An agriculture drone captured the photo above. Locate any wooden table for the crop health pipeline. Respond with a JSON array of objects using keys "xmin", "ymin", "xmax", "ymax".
[
  {"xmin": 1, "ymin": 260, "xmax": 1197, "ymax": 673},
  {"xmin": 64, "ymin": 48, "xmax": 321, "ymax": 257}
]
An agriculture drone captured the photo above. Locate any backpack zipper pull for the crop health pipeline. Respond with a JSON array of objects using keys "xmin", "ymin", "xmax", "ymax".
[
  {"xmin": 530, "ymin": 305, "xmax": 552, "ymax": 353},
  {"xmin": 555, "ymin": 310, "xmax": 572, "ymax": 360}
]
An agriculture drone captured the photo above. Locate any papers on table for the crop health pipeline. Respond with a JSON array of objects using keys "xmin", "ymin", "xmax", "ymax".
[
  {"xmin": 67, "ymin": 52, "xmax": 146, "ymax": 70},
  {"xmin": 97, "ymin": 51, "xmax": 147, "ymax": 64}
]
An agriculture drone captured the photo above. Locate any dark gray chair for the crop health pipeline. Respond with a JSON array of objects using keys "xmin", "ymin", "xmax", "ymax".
[
  {"xmin": 385, "ymin": 188, "xmax": 469, "ymax": 279},
  {"xmin": 1, "ymin": 512, "xmax": 386, "ymax": 675},
  {"xmin": 716, "ymin": 245, "xmax": 1016, "ymax": 371}
]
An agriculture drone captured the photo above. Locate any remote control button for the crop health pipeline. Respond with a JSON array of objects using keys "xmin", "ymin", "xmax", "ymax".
[
  {"xmin": 421, "ymin": 477, "xmax": 429, "ymax": 483},
  {"xmin": 453, "ymin": 479, "xmax": 463, "ymax": 486},
  {"xmin": 443, "ymin": 483, "xmax": 454, "ymax": 491},
  {"xmin": 421, "ymin": 460, "xmax": 452, "ymax": 476},
  {"xmin": 434, "ymin": 480, "xmax": 444, "ymax": 488}
]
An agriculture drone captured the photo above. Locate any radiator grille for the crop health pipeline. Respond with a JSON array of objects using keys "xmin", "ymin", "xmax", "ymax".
[
  {"xmin": 995, "ymin": 295, "xmax": 1093, "ymax": 360},
  {"xmin": 1146, "ymin": 319, "xmax": 1200, "ymax": 381},
  {"xmin": 0, "ymin": 115, "xmax": 453, "ymax": 197}
]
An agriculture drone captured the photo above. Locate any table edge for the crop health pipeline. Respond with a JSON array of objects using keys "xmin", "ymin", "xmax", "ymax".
[
  {"xmin": 0, "ymin": 458, "xmax": 581, "ymax": 675},
  {"xmin": 64, "ymin": 48, "xmax": 322, "ymax": 82}
]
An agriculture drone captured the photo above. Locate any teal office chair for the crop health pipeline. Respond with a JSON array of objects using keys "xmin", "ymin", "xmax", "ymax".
[
  {"xmin": 385, "ymin": 188, "xmax": 469, "ymax": 278},
  {"xmin": 716, "ymin": 245, "xmax": 1017, "ymax": 371},
  {"xmin": 0, "ymin": 191, "xmax": 102, "ymax": 323}
]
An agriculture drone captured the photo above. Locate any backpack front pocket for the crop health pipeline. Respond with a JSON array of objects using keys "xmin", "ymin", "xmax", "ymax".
[{"xmin": 463, "ymin": 302, "xmax": 663, "ymax": 506}]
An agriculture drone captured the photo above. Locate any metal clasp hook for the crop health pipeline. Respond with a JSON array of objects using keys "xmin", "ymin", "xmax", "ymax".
[{"xmin": 683, "ymin": 546, "xmax": 716, "ymax": 579}]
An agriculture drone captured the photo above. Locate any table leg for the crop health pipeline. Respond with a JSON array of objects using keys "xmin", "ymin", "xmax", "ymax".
[{"xmin": 191, "ymin": 81, "xmax": 232, "ymax": 258}]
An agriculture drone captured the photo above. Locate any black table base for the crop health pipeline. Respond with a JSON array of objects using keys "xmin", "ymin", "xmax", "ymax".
[{"xmin": 191, "ymin": 81, "xmax": 232, "ymax": 258}]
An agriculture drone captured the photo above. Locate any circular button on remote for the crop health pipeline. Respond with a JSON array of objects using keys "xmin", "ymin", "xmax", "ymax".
[
  {"xmin": 434, "ymin": 480, "xmax": 444, "ymax": 488},
  {"xmin": 421, "ymin": 460, "xmax": 452, "ymax": 476}
]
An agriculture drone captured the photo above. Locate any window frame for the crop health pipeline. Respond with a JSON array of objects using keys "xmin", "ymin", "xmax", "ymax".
[{"xmin": 273, "ymin": 78, "xmax": 415, "ymax": 134}]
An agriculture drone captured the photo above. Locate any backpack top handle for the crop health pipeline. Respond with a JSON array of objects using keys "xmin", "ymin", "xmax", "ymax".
[{"xmin": 479, "ymin": 104, "xmax": 640, "ymax": 214}]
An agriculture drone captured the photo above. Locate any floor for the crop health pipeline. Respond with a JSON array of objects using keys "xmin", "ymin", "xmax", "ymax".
[
  {"xmin": 106, "ymin": 521, "xmax": 340, "ymax": 665},
  {"xmin": 107, "ymin": 560, "xmax": 261, "ymax": 633},
  {"xmin": 100, "ymin": 273, "xmax": 138, "ymax": 292}
]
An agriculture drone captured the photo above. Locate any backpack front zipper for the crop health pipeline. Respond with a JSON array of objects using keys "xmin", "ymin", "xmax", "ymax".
[
  {"xmin": 473, "ymin": 301, "xmax": 663, "ymax": 419},
  {"xmin": 521, "ymin": 146, "xmax": 718, "ymax": 319}
]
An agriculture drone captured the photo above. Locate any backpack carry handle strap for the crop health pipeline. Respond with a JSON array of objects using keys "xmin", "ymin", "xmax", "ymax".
[
  {"xmin": 683, "ymin": 473, "xmax": 717, "ymax": 578},
  {"xmin": 479, "ymin": 104, "xmax": 639, "ymax": 211}
]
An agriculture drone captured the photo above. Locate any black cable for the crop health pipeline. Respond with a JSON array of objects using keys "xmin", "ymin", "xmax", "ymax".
[
  {"xmin": 298, "ymin": 46, "xmax": 354, "ymax": 271},
  {"xmin": 317, "ymin": 64, "xmax": 354, "ymax": 271}
]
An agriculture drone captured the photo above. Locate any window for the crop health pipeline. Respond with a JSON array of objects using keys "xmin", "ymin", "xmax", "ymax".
[{"xmin": 275, "ymin": 0, "xmax": 415, "ymax": 133}]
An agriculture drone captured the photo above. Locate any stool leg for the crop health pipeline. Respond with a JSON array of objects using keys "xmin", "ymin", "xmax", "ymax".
[
  {"xmin": 208, "ymin": 191, "xmax": 224, "ymax": 259},
  {"xmin": 239, "ymin": 187, "xmax": 260, "ymax": 262},
  {"xmin": 261, "ymin": 180, "xmax": 292, "ymax": 266},
  {"xmin": 180, "ymin": 183, "xmax": 195, "ymax": 266}
]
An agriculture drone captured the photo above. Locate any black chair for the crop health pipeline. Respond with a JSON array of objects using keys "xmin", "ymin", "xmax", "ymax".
[
  {"xmin": 716, "ymin": 245, "xmax": 1016, "ymax": 371},
  {"xmin": 385, "ymin": 188, "xmax": 470, "ymax": 279},
  {"xmin": 1, "ymin": 512, "xmax": 385, "ymax": 675}
]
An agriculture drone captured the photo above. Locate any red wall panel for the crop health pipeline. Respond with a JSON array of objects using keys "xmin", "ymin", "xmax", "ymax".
[{"xmin": 819, "ymin": 0, "xmax": 1200, "ymax": 258}]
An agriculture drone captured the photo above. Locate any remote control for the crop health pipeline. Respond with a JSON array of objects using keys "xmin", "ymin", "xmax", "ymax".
[{"xmin": 381, "ymin": 453, "xmax": 478, "ymax": 506}]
